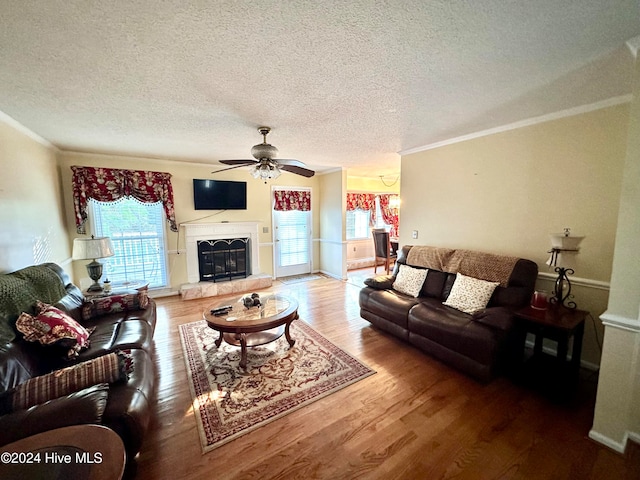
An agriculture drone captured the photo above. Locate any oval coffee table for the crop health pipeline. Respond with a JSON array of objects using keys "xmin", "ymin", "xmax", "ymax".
[{"xmin": 204, "ymin": 293, "xmax": 299, "ymax": 370}]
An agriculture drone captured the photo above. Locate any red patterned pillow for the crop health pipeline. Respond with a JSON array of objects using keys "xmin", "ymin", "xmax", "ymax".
[
  {"xmin": 16, "ymin": 301, "xmax": 94, "ymax": 359},
  {"xmin": 81, "ymin": 287, "xmax": 149, "ymax": 321}
]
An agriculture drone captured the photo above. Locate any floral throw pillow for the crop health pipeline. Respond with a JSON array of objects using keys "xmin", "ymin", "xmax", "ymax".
[
  {"xmin": 81, "ymin": 286, "xmax": 149, "ymax": 321},
  {"xmin": 392, "ymin": 265, "xmax": 428, "ymax": 297},
  {"xmin": 16, "ymin": 301, "xmax": 94, "ymax": 359},
  {"xmin": 443, "ymin": 273, "xmax": 500, "ymax": 314}
]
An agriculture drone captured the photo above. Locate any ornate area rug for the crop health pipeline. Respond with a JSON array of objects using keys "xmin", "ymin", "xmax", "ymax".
[{"xmin": 179, "ymin": 319, "xmax": 375, "ymax": 453}]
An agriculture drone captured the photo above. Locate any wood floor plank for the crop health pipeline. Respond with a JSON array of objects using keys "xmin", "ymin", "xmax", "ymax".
[{"xmin": 133, "ymin": 269, "xmax": 639, "ymax": 480}]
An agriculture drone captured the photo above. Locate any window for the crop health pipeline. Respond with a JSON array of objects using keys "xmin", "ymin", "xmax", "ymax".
[
  {"xmin": 91, "ymin": 198, "xmax": 168, "ymax": 288},
  {"xmin": 346, "ymin": 209, "xmax": 371, "ymax": 240},
  {"xmin": 346, "ymin": 197, "xmax": 391, "ymax": 240}
]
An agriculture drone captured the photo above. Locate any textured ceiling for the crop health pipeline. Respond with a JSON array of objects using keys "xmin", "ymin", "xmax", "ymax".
[{"xmin": 1, "ymin": 1, "xmax": 638, "ymax": 177}]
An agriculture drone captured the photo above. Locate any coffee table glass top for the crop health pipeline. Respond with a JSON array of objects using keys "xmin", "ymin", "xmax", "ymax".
[{"xmin": 204, "ymin": 293, "xmax": 296, "ymax": 327}]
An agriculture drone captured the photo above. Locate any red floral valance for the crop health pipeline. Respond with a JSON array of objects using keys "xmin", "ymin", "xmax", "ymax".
[
  {"xmin": 71, "ymin": 166, "xmax": 178, "ymax": 234},
  {"xmin": 346, "ymin": 193, "xmax": 375, "ymax": 212},
  {"xmin": 273, "ymin": 190, "xmax": 311, "ymax": 211}
]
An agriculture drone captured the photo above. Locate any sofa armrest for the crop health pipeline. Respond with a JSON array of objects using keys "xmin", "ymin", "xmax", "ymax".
[
  {"xmin": 0, "ymin": 383, "xmax": 109, "ymax": 447},
  {"xmin": 364, "ymin": 275, "xmax": 395, "ymax": 290},
  {"xmin": 472, "ymin": 307, "xmax": 515, "ymax": 331}
]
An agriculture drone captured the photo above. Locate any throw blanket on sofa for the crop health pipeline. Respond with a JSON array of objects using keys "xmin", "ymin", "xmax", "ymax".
[
  {"xmin": 406, "ymin": 246, "xmax": 519, "ymax": 287},
  {"xmin": 0, "ymin": 265, "xmax": 68, "ymax": 343}
]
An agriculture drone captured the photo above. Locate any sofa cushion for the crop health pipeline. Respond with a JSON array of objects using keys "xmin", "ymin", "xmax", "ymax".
[
  {"xmin": 0, "ymin": 351, "xmax": 132, "ymax": 414},
  {"xmin": 392, "ymin": 265, "xmax": 428, "ymax": 297},
  {"xmin": 443, "ymin": 273, "xmax": 499, "ymax": 314},
  {"xmin": 0, "ymin": 383, "xmax": 109, "ymax": 447},
  {"xmin": 408, "ymin": 301, "xmax": 504, "ymax": 365},
  {"xmin": 420, "ymin": 269, "xmax": 448, "ymax": 298},
  {"xmin": 359, "ymin": 288, "xmax": 419, "ymax": 330}
]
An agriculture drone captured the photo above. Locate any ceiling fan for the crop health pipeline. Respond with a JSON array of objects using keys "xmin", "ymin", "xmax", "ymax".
[{"xmin": 214, "ymin": 127, "xmax": 315, "ymax": 182}]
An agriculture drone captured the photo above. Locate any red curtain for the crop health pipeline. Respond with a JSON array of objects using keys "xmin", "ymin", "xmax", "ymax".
[
  {"xmin": 273, "ymin": 190, "xmax": 311, "ymax": 211},
  {"xmin": 378, "ymin": 194, "xmax": 400, "ymax": 238},
  {"xmin": 346, "ymin": 193, "xmax": 376, "ymax": 226},
  {"xmin": 71, "ymin": 166, "xmax": 178, "ymax": 234}
]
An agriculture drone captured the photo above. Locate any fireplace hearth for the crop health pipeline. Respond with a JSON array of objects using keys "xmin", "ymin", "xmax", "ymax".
[{"xmin": 197, "ymin": 238, "xmax": 251, "ymax": 282}]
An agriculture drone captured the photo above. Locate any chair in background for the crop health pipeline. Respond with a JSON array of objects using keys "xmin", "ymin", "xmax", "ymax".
[{"xmin": 372, "ymin": 228, "xmax": 397, "ymax": 274}]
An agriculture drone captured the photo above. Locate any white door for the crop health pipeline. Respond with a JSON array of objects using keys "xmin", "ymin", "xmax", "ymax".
[{"xmin": 273, "ymin": 208, "xmax": 312, "ymax": 278}]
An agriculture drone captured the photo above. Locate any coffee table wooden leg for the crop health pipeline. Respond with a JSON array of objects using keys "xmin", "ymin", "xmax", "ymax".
[
  {"xmin": 239, "ymin": 333, "xmax": 248, "ymax": 370},
  {"xmin": 214, "ymin": 331, "xmax": 223, "ymax": 347},
  {"xmin": 285, "ymin": 318, "xmax": 296, "ymax": 348}
]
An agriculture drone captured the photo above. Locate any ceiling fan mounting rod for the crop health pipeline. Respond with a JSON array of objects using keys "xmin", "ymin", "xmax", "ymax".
[{"xmin": 258, "ymin": 126, "xmax": 271, "ymax": 143}]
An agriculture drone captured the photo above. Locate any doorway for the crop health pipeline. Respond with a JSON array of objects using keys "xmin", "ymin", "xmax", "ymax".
[{"xmin": 272, "ymin": 188, "xmax": 312, "ymax": 278}]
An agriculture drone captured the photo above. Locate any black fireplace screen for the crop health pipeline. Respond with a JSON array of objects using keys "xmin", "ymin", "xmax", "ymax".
[{"xmin": 197, "ymin": 238, "xmax": 251, "ymax": 282}]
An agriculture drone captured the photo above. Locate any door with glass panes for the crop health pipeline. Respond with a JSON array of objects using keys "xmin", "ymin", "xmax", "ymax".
[{"xmin": 273, "ymin": 193, "xmax": 312, "ymax": 278}]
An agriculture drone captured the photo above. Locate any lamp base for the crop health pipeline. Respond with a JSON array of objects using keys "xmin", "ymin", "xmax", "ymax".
[
  {"xmin": 87, "ymin": 282, "xmax": 104, "ymax": 292},
  {"xmin": 86, "ymin": 259, "xmax": 104, "ymax": 292},
  {"xmin": 550, "ymin": 266, "xmax": 577, "ymax": 309}
]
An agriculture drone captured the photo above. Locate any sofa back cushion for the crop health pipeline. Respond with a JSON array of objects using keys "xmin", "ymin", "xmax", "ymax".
[{"xmin": 399, "ymin": 246, "xmax": 537, "ymax": 308}]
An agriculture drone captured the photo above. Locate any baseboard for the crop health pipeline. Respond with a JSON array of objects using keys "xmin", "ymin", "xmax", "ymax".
[
  {"xmin": 588, "ymin": 430, "xmax": 628, "ymax": 454},
  {"xmin": 319, "ymin": 269, "xmax": 345, "ymax": 281}
]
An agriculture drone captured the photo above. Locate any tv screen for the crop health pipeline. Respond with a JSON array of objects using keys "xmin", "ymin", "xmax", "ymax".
[{"xmin": 193, "ymin": 179, "xmax": 247, "ymax": 210}]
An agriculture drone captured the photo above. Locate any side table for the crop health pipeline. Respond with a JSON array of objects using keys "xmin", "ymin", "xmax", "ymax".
[{"xmin": 513, "ymin": 304, "xmax": 588, "ymax": 392}]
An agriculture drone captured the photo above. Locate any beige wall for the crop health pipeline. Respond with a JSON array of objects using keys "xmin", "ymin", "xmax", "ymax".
[
  {"xmin": 346, "ymin": 175, "xmax": 400, "ymax": 194},
  {"xmin": 318, "ymin": 169, "xmax": 347, "ymax": 279},
  {"xmin": 591, "ymin": 51, "xmax": 640, "ymax": 453},
  {"xmin": 400, "ymin": 104, "xmax": 630, "ymax": 367},
  {"xmin": 57, "ymin": 151, "xmax": 320, "ymax": 290},
  {"xmin": 0, "ymin": 119, "xmax": 70, "ymax": 272}
]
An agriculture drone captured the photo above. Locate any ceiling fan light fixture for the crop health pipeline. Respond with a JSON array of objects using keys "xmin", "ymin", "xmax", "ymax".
[
  {"xmin": 217, "ymin": 126, "xmax": 314, "ymax": 180},
  {"xmin": 250, "ymin": 161, "xmax": 281, "ymax": 182}
]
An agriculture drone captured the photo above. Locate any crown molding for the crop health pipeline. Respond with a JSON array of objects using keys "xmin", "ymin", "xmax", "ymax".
[
  {"xmin": 399, "ymin": 95, "xmax": 633, "ymax": 156},
  {"xmin": 0, "ymin": 110, "xmax": 57, "ymax": 150}
]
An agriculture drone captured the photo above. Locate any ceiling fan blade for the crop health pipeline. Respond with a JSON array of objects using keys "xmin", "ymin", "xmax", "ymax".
[
  {"xmin": 277, "ymin": 159, "xmax": 307, "ymax": 168},
  {"xmin": 211, "ymin": 164, "xmax": 253, "ymax": 174},
  {"xmin": 219, "ymin": 159, "xmax": 258, "ymax": 166},
  {"xmin": 279, "ymin": 164, "xmax": 315, "ymax": 178}
]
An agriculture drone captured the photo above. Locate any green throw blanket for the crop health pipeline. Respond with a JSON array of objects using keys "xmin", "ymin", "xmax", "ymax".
[{"xmin": 0, "ymin": 265, "xmax": 68, "ymax": 344}]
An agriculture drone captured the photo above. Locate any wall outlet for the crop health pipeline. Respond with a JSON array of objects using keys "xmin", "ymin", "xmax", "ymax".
[{"xmin": 412, "ymin": 230, "xmax": 418, "ymax": 239}]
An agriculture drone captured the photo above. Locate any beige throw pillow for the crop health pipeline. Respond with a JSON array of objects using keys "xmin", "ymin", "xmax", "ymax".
[
  {"xmin": 392, "ymin": 265, "xmax": 428, "ymax": 297},
  {"xmin": 443, "ymin": 273, "xmax": 499, "ymax": 314}
]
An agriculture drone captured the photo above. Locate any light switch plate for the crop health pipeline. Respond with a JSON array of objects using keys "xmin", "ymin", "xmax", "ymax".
[{"xmin": 412, "ymin": 230, "xmax": 418, "ymax": 239}]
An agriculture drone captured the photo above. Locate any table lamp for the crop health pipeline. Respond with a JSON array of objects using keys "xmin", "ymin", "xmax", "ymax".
[
  {"xmin": 546, "ymin": 228, "xmax": 584, "ymax": 309},
  {"xmin": 72, "ymin": 235, "xmax": 115, "ymax": 291}
]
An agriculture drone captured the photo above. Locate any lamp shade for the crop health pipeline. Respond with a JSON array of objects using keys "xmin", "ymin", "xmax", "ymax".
[{"xmin": 72, "ymin": 236, "xmax": 115, "ymax": 260}]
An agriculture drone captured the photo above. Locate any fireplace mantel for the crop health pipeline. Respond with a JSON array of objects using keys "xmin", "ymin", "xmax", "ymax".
[{"xmin": 184, "ymin": 222, "xmax": 261, "ymax": 284}]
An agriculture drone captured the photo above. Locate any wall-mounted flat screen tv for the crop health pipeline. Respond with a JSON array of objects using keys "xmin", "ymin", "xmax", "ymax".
[{"xmin": 193, "ymin": 179, "xmax": 247, "ymax": 210}]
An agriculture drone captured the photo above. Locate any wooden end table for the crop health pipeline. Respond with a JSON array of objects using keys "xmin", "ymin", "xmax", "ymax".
[
  {"xmin": 204, "ymin": 293, "xmax": 299, "ymax": 370},
  {"xmin": 513, "ymin": 304, "xmax": 588, "ymax": 392}
]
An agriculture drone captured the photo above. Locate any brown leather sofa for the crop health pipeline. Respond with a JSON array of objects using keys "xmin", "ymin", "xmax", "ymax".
[
  {"xmin": 0, "ymin": 263, "xmax": 156, "ymax": 460},
  {"xmin": 359, "ymin": 245, "xmax": 538, "ymax": 382}
]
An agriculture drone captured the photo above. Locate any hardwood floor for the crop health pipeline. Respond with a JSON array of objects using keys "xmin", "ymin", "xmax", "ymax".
[{"xmin": 134, "ymin": 269, "xmax": 639, "ymax": 480}]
